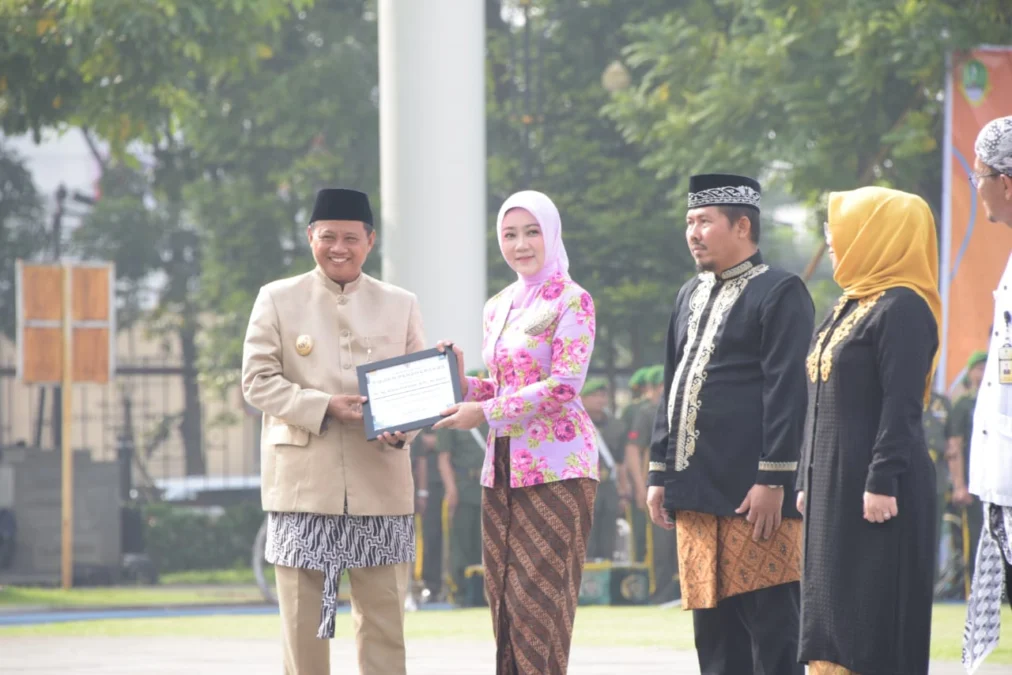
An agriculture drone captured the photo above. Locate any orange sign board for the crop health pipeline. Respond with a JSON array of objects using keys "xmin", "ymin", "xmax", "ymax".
[
  {"xmin": 941, "ymin": 46, "xmax": 1012, "ymax": 393},
  {"xmin": 16, "ymin": 262, "xmax": 116, "ymax": 384}
]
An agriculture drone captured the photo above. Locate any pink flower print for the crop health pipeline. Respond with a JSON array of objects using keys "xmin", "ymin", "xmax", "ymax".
[
  {"xmin": 473, "ymin": 379, "xmax": 495, "ymax": 400},
  {"xmin": 512, "ymin": 352, "xmax": 537, "ymax": 385},
  {"xmin": 522, "ymin": 469, "xmax": 546, "ymax": 487},
  {"xmin": 561, "ymin": 465, "xmax": 584, "ymax": 479},
  {"xmin": 528, "ymin": 418, "xmax": 550, "ymax": 442},
  {"xmin": 538, "ymin": 399, "xmax": 562, "ymax": 415},
  {"xmin": 567, "ymin": 339, "xmax": 590, "ymax": 364},
  {"xmin": 512, "ymin": 449, "xmax": 549, "ymax": 486},
  {"xmin": 503, "ymin": 366, "xmax": 519, "ymax": 387},
  {"xmin": 523, "ymin": 366, "xmax": 543, "ymax": 386},
  {"xmin": 552, "ymin": 337, "xmax": 564, "ymax": 355},
  {"xmin": 513, "ymin": 448, "xmax": 535, "ymax": 468},
  {"xmin": 541, "ymin": 278, "xmax": 565, "ymax": 300},
  {"xmin": 562, "ymin": 456, "xmax": 591, "ymax": 479},
  {"xmin": 551, "ymin": 383, "xmax": 577, "ymax": 402},
  {"xmin": 554, "ymin": 417, "xmax": 578, "ymax": 442},
  {"xmin": 579, "ymin": 292, "xmax": 593, "ymax": 314},
  {"xmin": 513, "ymin": 349, "xmax": 534, "ymax": 371},
  {"xmin": 562, "ymin": 450, "xmax": 594, "ymax": 479},
  {"xmin": 504, "ymin": 396, "xmax": 526, "ymax": 418}
]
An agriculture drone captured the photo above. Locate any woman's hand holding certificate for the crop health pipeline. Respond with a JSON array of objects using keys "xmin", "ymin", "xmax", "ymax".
[
  {"xmin": 356, "ymin": 347, "xmax": 463, "ymax": 440},
  {"xmin": 435, "ymin": 340, "xmax": 469, "ymax": 397},
  {"xmin": 433, "ymin": 401, "xmax": 486, "ymax": 431}
]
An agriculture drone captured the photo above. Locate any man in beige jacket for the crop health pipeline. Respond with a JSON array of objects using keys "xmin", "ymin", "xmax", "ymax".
[{"xmin": 242, "ymin": 188, "xmax": 425, "ymax": 675}]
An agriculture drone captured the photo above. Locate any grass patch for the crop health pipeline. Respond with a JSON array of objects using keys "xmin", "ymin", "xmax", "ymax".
[
  {"xmin": 930, "ymin": 602, "xmax": 1009, "ymax": 662},
  {"xmin": 0, "ymin": 603, "xmax": 1007, "ymax": 663},
  {"xmin": 0, "ymin": 585, "xmax": 264, "ymax": 609},
  {"xmin": 159, "ymin": 568, "xmax": 274, "ymax": 586}
]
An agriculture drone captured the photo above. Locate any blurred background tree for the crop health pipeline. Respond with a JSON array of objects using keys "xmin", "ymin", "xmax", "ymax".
[{"xmin": 2, "ymin": 0, "xmax": 1010, "ymax": 395}]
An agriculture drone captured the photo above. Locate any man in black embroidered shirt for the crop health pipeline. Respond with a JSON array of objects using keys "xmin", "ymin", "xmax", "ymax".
[{"xmin": 645, "ymin": 173, "xmax": 814, "ymax": 674}]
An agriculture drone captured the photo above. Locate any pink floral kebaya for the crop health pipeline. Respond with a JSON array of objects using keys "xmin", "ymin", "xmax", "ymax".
[{"xmin": 466, "ymin": 189, "xmax": 598, "ymax": 489}]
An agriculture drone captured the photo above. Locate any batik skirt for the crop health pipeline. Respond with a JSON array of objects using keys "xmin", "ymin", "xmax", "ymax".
[{"xmin": 482, "ymin": 438, "xmax": 597, "ymax": 675}]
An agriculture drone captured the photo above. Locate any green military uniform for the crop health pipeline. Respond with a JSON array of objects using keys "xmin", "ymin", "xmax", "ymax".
[
  {"xmin": 949, "ymin": 390, "xmax": 982, "ymax": 587},
  {"xmin": 411, "ymin": 430, "xmax": 445, "ymax": 595},
  {"xmin": 634, "ymin": 365, "xmax": 679, "ymax": 603},
  {"xmin": 923, "ymin": 392, "xmax": 952, "ymax": 585},
  {"xmin": 619, "ymin": 368, "xmax": 650, "ymax": 436},
  {"xmin": 437, "ymin": 422, "xmax": 488, "ymax": 600},
  {"xmin": 622, "ymin": 367, "xmax": 651, "ymax": 563},
  {"xmin": 587, "ymin": 393, "xmax": 628, "ymax": 561}
]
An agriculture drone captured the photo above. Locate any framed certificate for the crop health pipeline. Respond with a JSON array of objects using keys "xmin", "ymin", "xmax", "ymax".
[{"xmin": 357, "ymin": 348, "xmax": 463, "ymax": 441}]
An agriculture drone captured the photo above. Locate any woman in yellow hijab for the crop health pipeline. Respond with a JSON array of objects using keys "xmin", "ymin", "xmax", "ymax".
[{"xmin": 797, "ymin": 187, "xmax": 941, "ymax": 675}]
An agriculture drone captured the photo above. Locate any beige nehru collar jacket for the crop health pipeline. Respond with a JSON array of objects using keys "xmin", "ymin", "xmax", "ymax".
[{"xmin": 241, "ymin": 267, "xmax": 426, "ymax": 516}]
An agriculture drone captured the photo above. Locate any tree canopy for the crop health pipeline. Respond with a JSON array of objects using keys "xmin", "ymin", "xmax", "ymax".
[
  {"xmin": 2, "ymin": 0, "xmax": 1008, "ymax": 409},
  {"xmin": 605, "ymin": 0, "xmax": 1012, "ymax": 211}
]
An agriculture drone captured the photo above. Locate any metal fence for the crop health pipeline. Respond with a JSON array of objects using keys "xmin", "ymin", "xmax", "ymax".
[{"xmin": 0, "ymin": 328, "xmax": 261, "ymax": 502}]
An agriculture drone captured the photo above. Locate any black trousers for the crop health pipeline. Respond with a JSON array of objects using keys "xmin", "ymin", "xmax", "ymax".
[
  {"xmin": 692, "ymin": 581, "xmax": 803, "ymax": 675},
  {"xmin": 651, "ymin": 523, "xmax": 679, "ymax": 603}
]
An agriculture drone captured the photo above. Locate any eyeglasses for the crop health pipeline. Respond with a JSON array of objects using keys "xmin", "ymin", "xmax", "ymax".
[{"xmin": 969, "ymin": 170, "xmax": 1003, "ymax": 189}]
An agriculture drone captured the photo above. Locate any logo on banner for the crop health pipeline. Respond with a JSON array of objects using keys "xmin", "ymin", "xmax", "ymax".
[{"xmin": 960, "ymin": 59, "xmax": 989, "ymax": 106}]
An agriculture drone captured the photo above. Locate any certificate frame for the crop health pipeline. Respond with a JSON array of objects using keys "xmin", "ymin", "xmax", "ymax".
[{"xmin": 356, "ymin": 347, "xmax": 463, "ymax": 441}]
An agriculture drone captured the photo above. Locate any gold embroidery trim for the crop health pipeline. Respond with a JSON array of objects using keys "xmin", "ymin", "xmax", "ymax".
[
  {"xmin": 667, "ymin": 275, "xmax": 716, "ymax": 431},
  {"xmin": 674, "ymin": 265, "xmax": 770, "ymax": 471},
  {"xmin": 758, "ymin": 460, "xmax": 798, "ymax": 472},
  {"xmin": 806, "ymin": 292, "xmax": 885, "ymax": 383},
  {"xmin": 719, "ymin": 259, "xmax": 754, "ymax": 280},
  {"xmin": 806, "ymin": 297, "xmax": 847, "ymax": 383},
  {"xmin": 648, "ymin": 461, "xmax": 667, "ymax": 472}
]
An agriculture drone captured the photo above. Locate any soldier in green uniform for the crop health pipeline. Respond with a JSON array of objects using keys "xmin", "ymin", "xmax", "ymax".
[
  {"xmin": 621, "ymin": 367, "xmax": 651, "ymax": 562},
  {"xmin": 436, "ymin": 369, "xmax": 489, "ymax": 603},
  {"xmin": 585, "ymin": 378, "xmax": 630, "ymax": 561},
  {"xmin": 946, "ymin": 350, "xmax": 988, "ymax": 595},
  {"xmin": 620, "ymin": 367, "xmax": 650, "ymax": 438},
  {"xmin": 922, "ymin": 388, "xmax": 952, "ymax": 588},
  {"xmin": 631, "ymin": 365, "xmax": 679, "ymax": 602},
  {"xmin": 413, "ymin": 428, "xmax": 445, "ymax": 598}
]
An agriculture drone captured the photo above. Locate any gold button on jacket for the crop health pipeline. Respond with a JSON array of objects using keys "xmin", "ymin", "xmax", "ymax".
[{"xmin": 242, "ymin": 267, "xmax": 426, "ymax": 516}]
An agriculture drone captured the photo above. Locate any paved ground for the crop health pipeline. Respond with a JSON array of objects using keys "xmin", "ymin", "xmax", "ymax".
[{"xmin": 0, "ymin": 636, "xmax": 1005, "ymax": 674}]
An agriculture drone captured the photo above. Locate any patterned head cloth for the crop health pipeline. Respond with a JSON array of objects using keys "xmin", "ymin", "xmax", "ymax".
[
  {"xmin": 974, "ymin": 115, "xmax": 1012, "ymax": 174},
  {"xmin": 687, "ymin": 173, "xmax": 762, "ymax": 211}
]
